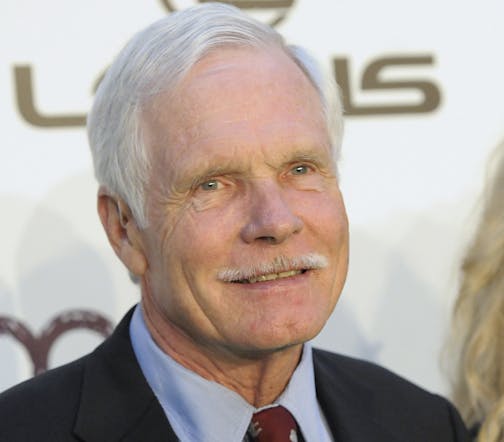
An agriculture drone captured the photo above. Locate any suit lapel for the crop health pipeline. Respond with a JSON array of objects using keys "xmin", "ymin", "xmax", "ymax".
[
  {"xmin": 313, "ymin": 349, "xmax": 401, "ymax": 442},
  {"xmin": 72, "ymin": 311, "xmax": 406, "ymax": 441},
  {"xmin": 73, "ymin": 308, "xmax": 178, "ymax": 442}
]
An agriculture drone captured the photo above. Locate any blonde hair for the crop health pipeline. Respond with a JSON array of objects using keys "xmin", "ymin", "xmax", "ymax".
[{"xmin": 449, "ymin": 141, "xmax": 504, "ymax": 442}]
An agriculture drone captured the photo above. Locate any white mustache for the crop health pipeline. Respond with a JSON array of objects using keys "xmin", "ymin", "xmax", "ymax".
[{"xmin": 217, "ymin": 253, "xmax": 328, "ymax": 283}]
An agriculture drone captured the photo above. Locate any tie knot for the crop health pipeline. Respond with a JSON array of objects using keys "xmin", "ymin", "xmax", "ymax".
[{"xmin": 247, "ymin": 405, "xmax": 301, "ymax": 442}]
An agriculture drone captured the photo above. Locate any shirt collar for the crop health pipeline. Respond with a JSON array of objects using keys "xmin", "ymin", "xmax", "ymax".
[
  {"xmin": 130, "ymin": 304, "xmax": 329, "ymax": 442},
  {"xmin": 276, "ymin": 344, "xmax": 329, "ymax": 442}
]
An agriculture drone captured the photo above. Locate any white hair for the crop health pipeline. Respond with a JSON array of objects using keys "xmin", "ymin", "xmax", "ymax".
[{"xmin": 87, "ymin": 2, "xmax": 343, "ymax": 228}]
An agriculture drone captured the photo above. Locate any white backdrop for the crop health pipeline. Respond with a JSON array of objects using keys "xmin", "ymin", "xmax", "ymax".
[{"xmin": 1, "ymin": 0, "xmax": 503, "ymax": 395}]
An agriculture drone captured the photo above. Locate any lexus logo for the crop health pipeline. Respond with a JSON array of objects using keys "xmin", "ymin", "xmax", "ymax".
[{"xmin": 160, "ymin": 0, "xmax": 296, "ymax": 26}]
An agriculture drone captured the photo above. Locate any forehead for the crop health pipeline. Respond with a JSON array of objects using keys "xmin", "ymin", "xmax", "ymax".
[{"xmin": 141, "ymin": 47, "xmax": 330, "ymax": 174}]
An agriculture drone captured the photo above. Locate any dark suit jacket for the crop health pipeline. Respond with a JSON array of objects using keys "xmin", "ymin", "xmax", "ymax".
[{"xmin": 0, "ymin": 308, "xmax": 470, "ymax": 441}]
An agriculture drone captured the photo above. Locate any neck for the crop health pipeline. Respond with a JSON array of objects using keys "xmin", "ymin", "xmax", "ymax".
[{"xmin": 141, "ymin": 297, "xmax": 303, "ymax": 407}]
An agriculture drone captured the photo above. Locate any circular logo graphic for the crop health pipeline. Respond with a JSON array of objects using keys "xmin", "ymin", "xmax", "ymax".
[
  {"xmin": 0, "ymin": 310, "xmax": 113, "ymax": 375},
  {"xmin": 160, "ymin": 0, "xmax": 296, "ymax": 27}
]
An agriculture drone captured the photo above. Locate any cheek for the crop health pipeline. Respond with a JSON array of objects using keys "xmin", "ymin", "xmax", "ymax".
[
  {"xmin": 328, "ymin": 200, "xmax": 349, "ymax": 238},
  {"xmin": 168, "ymin": 206, "xmax": 243, "ymax": 268},
  {"xmin": 295, "ymin": 188, "xmax": 348, "ymax": 235},
  {"xmin": 325, "ymin": 200, "xmax": 349, "ymax": 262}
]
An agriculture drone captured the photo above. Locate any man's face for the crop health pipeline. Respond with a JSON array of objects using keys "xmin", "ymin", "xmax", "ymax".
[{"xmin": 139, "ymin": 47, "xmax": 349, "ymax": 358}]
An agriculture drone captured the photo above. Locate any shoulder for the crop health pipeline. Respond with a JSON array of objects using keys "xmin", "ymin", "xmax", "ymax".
[
  {"xmin": 313, "ymin": 348, "xmax": 440, "ymax": 399},
  {"xmin": 312, "ymin": 348, "xmax": 471, "ymax": 441},
  {"xmin": 0, "ymin": 308, "xmax": 143, "ymax": 441},
  {"xmin": 0, "ymin": 356, "xmax": 87, "ymax": 441}
]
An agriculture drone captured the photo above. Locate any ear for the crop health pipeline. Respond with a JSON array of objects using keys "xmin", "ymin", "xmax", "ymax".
[{"xmin": 97, "ymin": 188, "xmax": 148, "ymax": 277}]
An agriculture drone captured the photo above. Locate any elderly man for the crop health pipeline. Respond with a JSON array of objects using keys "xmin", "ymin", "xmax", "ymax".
[{"xmin": 0, "ymin": 3, "xmax": 469, "ymax": 442}]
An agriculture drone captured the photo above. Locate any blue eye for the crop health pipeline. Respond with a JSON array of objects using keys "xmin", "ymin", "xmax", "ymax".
[
  {"xmin": 291, "ymin": 165, "xmax": 309, "ymax": 175},
  {"xmin": 200, "ymin": 179, "xmax": 220, "ymax": 191}
]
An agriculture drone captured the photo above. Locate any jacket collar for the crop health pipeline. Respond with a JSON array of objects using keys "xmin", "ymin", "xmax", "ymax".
[{"xmin": 73, "ymin": 307, "xmax": 178, "ymax": 442}]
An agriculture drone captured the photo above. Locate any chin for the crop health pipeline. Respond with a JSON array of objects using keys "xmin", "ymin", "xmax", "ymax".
[
  {"xmin": 235, "ymin": 320, "xmax": 324, "ymax": 355},
  {"xmin": 223, "ymin": 340, "xmax": 302, "ymax": 361}
]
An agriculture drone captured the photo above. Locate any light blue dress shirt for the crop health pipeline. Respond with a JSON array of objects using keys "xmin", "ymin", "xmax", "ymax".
[{"xmin": 130, "ymin": 305, "xmax": 333, "ymax": 442}]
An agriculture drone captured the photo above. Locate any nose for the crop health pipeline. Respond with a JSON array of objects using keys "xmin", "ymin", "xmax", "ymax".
[{"xmin": 240, "ymin": 180, "xmax": 304, "ymax": 244}]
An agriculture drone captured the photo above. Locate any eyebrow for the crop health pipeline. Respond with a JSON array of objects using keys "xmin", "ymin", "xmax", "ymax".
[
  {"xmin": 274, "ymin": 146, "xmax": 335, "ymax": 171},
  {"xmin": 187, "ymin": 164, "xmax": 243, "ymax": 190},
  {"xmin": 280, "ymin": 150, "xmax": 331, "ymax": 167}
]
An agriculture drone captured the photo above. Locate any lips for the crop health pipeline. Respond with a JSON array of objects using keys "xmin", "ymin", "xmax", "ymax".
[{"xmin": 235, "ymin": 269, "xmax": 306, "ymax": 284}]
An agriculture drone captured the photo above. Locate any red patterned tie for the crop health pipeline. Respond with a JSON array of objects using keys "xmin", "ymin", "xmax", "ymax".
[{"xmin": 247, "ymin": 406, "xmax": 301, "ymax": 442}]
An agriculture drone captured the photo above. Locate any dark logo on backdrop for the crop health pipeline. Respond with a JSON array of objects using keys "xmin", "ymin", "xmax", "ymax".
[
  {"xmin": 334, "ymin": 55, "xmax": 441, "ymax": 115},
  {"xmin": 13, "ymin": 54, "xmax": 441, "ymax": 128},
  {"xmin": 11, "ymin": 2, "xmax": 441, "ymax": 126},
  {"xmin": 160, "ymin": 0, "xmax": 296, "ymax": 27},
  {"xmin": 0, "ymin": 310, "xmax": 113, "ymax": 375}
]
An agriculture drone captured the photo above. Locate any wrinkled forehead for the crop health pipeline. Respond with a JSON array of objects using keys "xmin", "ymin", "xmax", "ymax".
[
  {"xmin": 141, "ymin": 43, "xmax": 324, "ymax": 115},
  {"xmin": 141, "ymin": 46, "xmax": 327, "ymax": 144}
]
